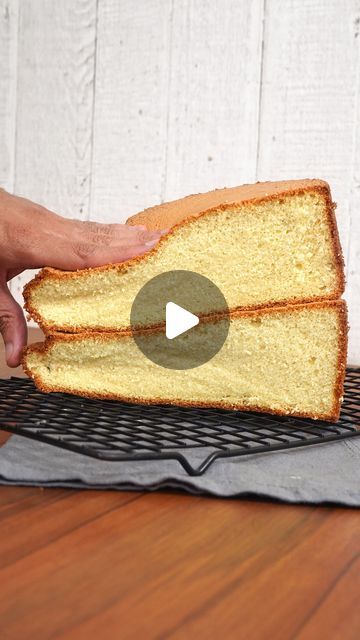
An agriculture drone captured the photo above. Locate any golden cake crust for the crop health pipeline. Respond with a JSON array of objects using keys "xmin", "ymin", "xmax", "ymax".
[
  {"xmin": 23, "ymin": 179, "xmax": 345, "ymax": 333},
  {"xmin": 127, "ymin": 179, "xmax": 333, "ymax": 229},
  {"xmin": 22, "ymin": 300, "xmax": 348, "ymax": 422}
]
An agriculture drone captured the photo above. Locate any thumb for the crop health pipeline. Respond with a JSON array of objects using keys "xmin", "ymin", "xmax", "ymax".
[{"xmin": 0, "ymin": 280, "xmax": 27, "ymax": 367}]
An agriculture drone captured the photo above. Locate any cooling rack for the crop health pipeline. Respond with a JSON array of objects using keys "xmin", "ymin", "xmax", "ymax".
[{"xmin": 0, "ymin": 369, "xmax": 359, "ymax": 476}]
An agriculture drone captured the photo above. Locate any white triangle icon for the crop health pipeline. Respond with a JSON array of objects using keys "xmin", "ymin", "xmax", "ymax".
[{"xmin": 165, "ymin": 302, "xmax": 199, "ymax": 340}]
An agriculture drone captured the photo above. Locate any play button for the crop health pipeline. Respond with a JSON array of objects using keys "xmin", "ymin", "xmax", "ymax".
[
  {"xmin": 166, "ymin": 302, "xmax": 199, "ymax": 339},
  {"xmin": 130, "ymin": 270, "xmax": 230, "ymax": 370}
]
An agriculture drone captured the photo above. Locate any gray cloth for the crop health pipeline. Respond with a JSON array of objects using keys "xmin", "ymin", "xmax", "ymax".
[{"xmin": 0, "ymin": 434, "xmax": 359, "ymax": 506}]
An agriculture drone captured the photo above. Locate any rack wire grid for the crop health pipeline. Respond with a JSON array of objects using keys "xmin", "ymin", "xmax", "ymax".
[{"xmin": 0, "ymin": 369, "xmax": 359, "ymax": 476}]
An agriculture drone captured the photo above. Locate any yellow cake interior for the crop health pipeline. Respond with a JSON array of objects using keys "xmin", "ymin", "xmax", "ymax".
[
  {"xmin": 25, "ymin": 190, "xmax": 342, "ymax": 331},
  {"xmin": 25, "ymin": 302, "xmax": 345, "ymax": 420}
]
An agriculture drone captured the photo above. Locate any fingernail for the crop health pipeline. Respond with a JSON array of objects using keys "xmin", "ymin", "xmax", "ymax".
[
  {"xmin": 160, "ymin": 228, "xmax": 170, "ymax": 234},
  {"xmin": 145, "ymin": 239, "xmax": 159, "ymax": 248},
  {"xmin": 133, "ymin": 225, "xmax": 147, "ymax": 230},
  {"xmin": 5, "ymin": 342, "xmax": 13, "ymax": 361}
]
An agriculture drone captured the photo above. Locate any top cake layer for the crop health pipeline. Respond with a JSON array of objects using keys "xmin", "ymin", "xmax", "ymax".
[
  {"xmin": 127, "ymin": 178, "xmax": 332, "ymax": 229},
  {"xmin": 24, "ymin": 179, "xmax": 344, "ymax": 333}
]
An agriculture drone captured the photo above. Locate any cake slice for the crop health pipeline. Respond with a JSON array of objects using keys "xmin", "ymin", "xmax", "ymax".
[
  {"xmin": 24, "ymin": 179, "xmax": 344, "ymax": 333},
  {"xmin": 23, "ymin": 300, "xmax": 347, "ymax": 422}
]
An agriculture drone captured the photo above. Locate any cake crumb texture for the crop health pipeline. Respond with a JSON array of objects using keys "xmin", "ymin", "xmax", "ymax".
[
  {"xmin": 23, "ymin": 180, "xmax": 344, "ymax": 333},
  {"xmin": 23, "ymin": 301, "xmax": 347, "ymax": 422}
]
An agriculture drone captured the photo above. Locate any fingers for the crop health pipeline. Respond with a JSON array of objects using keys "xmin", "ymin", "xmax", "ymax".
[
  {"xmin": 2, "ymin": 198, "xmax": 168, "ymax": 272},
  {"xmin": 80, "ymin": 242, "xmax": 160, "ymax": 268},
  {"xmin": 39, "ymin": 220, "xmax": 167, "ymax": 271},
  {"xmin": 1, "ymin": 190, "xmax": 169, "ymax": 273},
  {"xmin": 0, "ymin": 280, "xmax": 27, "ymax": 367}
]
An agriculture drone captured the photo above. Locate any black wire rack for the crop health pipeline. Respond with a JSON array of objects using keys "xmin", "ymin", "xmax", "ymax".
[{"xmin": 0, "ymin": 369, "xmax": 359, "ymax": 476}]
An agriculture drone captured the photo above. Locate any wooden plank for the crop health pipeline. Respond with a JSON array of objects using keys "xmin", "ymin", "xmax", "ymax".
[
  {"xmin": 295, "ymin": 554, "xmax": 360, "ymax": 640},
  {"xmin": 256, "ymin": 0, "xmax": 358, "ymax": 249},
  {"xmin": 90, "ymin": 0, "xmax": 173, "ymax": 222},
  {"xmin": 0, "ymin": 488, "xmax": 75, "ymax": 530},
  {"xmin": 256, "ymin": 0, "xmax": 360, "ymax": 364},
  {"xmin": 0, "ymin": 486, "xmax": 40, "ymax": 509},
  {"xmin": 10, "ymin": 0, "xmax": 98, "ymax": 309},
  {"xmin": 0, "ymin": 489, "xmax": 143, "ymax": 570},
  {"xmin": 0, "ymin": 0, "xmax": 18, "ymax": 193},
  {"xmin": 163, "ymin": 0, "xmax": 265, "ymax": 201},
  {"xmin": 165, "ymin": 510, "xmax": 359, "ymax": 640},
  {"xmin": 0, "ymin": 494, "xmax": 358, "ymax": 640},
  {"xmin": 0, "ymin": 0, "xmax": 19, "ymax": 298},
  {"xmin": 347, "ymin": 26, "xmax": 360, "ymax": 364}
]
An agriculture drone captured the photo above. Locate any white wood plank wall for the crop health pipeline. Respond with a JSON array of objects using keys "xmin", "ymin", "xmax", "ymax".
[{"xmin": 0, "ymin": 0, "xmax": 359, "ymax": 363}]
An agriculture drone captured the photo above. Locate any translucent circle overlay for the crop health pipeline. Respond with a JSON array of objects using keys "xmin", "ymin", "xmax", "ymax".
[{"xmin": 130, "ymin": 270, "xmax": 230, "ymax": 370}]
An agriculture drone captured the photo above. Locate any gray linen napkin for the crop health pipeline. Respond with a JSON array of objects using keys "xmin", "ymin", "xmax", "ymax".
[{"xmin": 0, "ymin": 434, "xmax": 359, "ymax": 506}]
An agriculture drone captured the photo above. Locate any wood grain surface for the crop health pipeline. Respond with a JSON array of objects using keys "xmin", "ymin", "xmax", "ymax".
[
  {"xmin": 10, "ymin": 0, "xmax": 97, "ymax": 307},
  {"xmin": 91, "ymin": 0, "xmax": 173, "ymax": 221},
  {"xmin": 0, "ymin": 329, "xmax": 359, "ymax": 639},
  {"xmin": 162, "ymin": 0, "xmax": 264, "ymax": 201},
  {"xmin": 256, "ymin": 0, "xmax": 360, "ymax": 365},
  {"xmin": 0, "ymin": 0, "xmax": 18, "ymax": 195}
]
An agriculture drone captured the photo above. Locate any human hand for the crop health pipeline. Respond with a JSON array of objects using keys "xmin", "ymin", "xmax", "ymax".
[{"xmin": 0, "ymin": 189, "xmax": 164, "ymax": 367}]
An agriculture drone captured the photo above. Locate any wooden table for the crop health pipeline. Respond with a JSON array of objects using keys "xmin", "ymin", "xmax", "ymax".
[{"xmin": 0, "ymin": 329, "xmax": 359, "ymax": 640}]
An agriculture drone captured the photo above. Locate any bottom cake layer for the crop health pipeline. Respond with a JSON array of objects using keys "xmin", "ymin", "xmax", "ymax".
[{"xmin": 23, "ymin": 301, "xmax": 347, "ymax": 422}]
